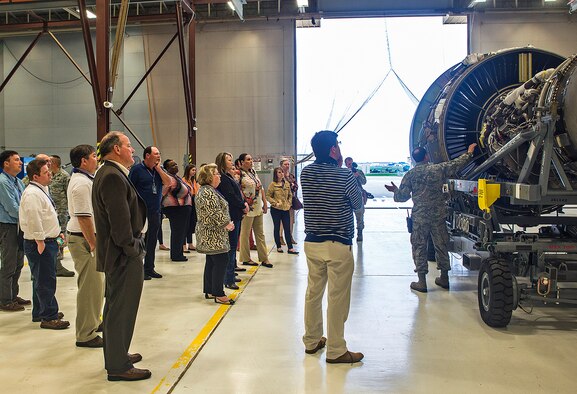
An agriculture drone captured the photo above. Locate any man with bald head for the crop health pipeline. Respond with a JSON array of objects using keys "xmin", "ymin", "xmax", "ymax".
[
  {"xmin": 129, "ymin": 146, "xmax": 171, "ymax": 280},
  {"xmin": 93, "ymin": 131, "xmax": 150, "ymax": 381}
]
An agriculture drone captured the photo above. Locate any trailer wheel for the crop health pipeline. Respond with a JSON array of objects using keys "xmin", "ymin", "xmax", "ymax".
[{"xmin": 478, "ymin": 259, "xmax": 515, "ymax": 327}]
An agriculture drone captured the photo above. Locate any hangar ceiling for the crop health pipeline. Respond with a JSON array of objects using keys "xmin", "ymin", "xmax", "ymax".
[{"xmin": 0, "ymin": 0, "xmax": 570, "ymax": 35}]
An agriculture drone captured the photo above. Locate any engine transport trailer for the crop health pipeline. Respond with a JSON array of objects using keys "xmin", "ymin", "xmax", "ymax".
[{"xmin": 412, "ymin": 47, "xmax": 577, "ymax": 327}]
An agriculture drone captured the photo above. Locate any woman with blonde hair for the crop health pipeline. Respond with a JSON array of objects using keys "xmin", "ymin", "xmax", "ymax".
[{"xmin": 195, "ymin": 164, "xmax": 235, "ymax": 305}]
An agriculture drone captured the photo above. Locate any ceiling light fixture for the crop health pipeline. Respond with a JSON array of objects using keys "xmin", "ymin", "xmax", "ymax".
[
  {"xmin": 227, "ymin": 0, "xmax": 246, "ymax": 20},
  {"xmin": 63, "ymin": 7, "xmax": 97, "ymax": 19}
]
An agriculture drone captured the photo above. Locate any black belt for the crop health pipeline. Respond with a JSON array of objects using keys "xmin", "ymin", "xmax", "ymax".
[
  {"xmin": 68, "ymin": 232, "xmax": 84, "ymax": 237},
  {"xmin": 44, "ymin": 238, "xmax": 58, "ymax": 242}
]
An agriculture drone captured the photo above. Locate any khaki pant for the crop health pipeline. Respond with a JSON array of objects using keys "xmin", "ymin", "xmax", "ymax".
[
  {"xmin": 303, "ymin": 241, "xmax": 354, "ymax": 359},
  {"xmin": 67, "ymin": 234, "xmax": 104, "ymax": 342},
  {"xmin": 239, "ymin": 215, "xmax": 268, "ymax": 263}
]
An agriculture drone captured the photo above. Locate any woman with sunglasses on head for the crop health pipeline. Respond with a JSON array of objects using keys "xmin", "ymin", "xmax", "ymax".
[{"xmin": 238, "ymin": 153, "xmax": 272, "ymax": 268}]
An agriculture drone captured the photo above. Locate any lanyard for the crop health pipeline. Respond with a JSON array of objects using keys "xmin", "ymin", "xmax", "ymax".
[
  {"xmin": 143, "ymin": 163, "xmax": 158, "ymax": 194},
  {"xmin": 30, "ymin": 182, "xmax": 55, "ymax": 209},
  {"xmin": 72, "ymin": 167, "xmax": 94, "ymax": 181}
]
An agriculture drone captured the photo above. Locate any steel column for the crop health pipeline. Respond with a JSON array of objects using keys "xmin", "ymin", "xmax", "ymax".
[
  {"xmin": 187, "ymin": 12, "xmax": 197, "ymax": 163},
  {"xmin": 96, "ymin": 0, "xmax": 110, "ymax": 140},
  {"xmin": 0, "ymin": 30, "xmax": 43, "ymax": 93},
  {"xmin": 175, "ymin": 1, "xmax": 195, "ymax": 160},
  {"xmin": 117, "ymin": 32, "xmax": 178, "ymax": 115},
  {"xmin": 78, "ymin": 0, "xmax": 104, "ymax": 130}
]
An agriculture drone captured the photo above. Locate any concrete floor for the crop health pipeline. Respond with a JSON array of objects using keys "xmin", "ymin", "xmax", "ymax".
[{"xmin": 1, "ymin": 210, "xmax": 576, "ymax": 393}]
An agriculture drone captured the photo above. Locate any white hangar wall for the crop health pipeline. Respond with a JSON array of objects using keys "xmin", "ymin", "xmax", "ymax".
[
  {"xmin": 0, "ymin": 19, "xmax": 295, "ymax": 171},
  {"xmin": 469, "ymin": 12, "xmax": 577, "ymax": 57}
]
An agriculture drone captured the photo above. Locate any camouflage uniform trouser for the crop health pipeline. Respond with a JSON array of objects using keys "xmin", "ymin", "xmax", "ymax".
[{"xmin": 410, "ymin": 216, "xmax": 450, "ymax": 274}]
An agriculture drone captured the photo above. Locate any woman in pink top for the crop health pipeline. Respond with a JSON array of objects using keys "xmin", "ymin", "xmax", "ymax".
[{"xmin": 161, "ymin": 159, "xmax": 192, "ymax": 262}]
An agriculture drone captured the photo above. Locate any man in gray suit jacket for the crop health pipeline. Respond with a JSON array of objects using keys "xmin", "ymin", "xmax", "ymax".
[{"xmin": 92, "ymin": 131, "xmax": 150, "ymax": 382}]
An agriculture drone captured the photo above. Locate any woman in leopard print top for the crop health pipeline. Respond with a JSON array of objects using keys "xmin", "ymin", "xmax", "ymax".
[{"xmin": 195, "ymin": 164, "xmax": 236, "ymax": 305}]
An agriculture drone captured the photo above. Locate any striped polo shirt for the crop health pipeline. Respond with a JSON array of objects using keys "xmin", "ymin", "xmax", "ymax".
[{"xmin": 301, "ymin": 158, "xmax": 363, "ymax": 245}]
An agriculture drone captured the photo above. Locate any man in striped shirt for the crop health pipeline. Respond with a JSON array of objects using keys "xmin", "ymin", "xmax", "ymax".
[{"xmin": 301, "ymin": 130, "xmax": 364, "ymax": 364}]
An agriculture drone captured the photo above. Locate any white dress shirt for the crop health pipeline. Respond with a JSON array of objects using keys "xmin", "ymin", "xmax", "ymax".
[{"xmin": 19, "ymin": 181, "xmax": 61, "ymax": 240}]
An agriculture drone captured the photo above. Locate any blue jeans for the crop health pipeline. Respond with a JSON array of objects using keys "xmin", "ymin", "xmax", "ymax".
[
  {"xmin": 25, "ymin": 239, "xmax": 59, "ymax": 321},
  {"xmin": 224, "ymin": 220, "xmax": 240, "ymax": 286}
]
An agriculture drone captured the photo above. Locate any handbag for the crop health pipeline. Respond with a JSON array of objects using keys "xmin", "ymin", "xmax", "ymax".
[{"xmin": 291, "ymin": 195, "xmax": 303, "ymax": 210}]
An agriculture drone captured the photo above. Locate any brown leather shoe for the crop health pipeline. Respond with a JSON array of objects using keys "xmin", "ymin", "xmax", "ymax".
[
  {"xmin": 76, "ymin": 336, "xmax": 104, "ymax": 348},
  {"xmin": 0, "ymin": 301, "xmax": 25, "ymax": 312},
  {"xmin": 107, "ymin": 367, "xmax": 151, "ymax": 382},
  {"xmin": 128, "ymin": 353, "xmax": 142, "ymax": 364},
  {"xmin": 326, "ymin": 351, "xmax": 364, "ymax": 364},
  {"xmin": 305, "ymin": 337, "xmax": 327, "ymax": 354},
  {"xmin": 13, "ymin": 296, "xmax": 31, "ymax": 305},
  {"xmin": 40, "ymin": 319, "xmax": 70, "ymax": 330}
]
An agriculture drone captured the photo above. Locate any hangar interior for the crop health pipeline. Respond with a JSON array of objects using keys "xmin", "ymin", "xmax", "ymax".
[{"xmin": 1, "ymin": 1, "xmax": 577, "ymax": 393}]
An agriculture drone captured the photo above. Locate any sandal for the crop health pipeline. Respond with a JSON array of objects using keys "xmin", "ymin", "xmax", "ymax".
[
  {"xmin": 261, "ymin": 262, "xmax": 273, "ymax": 268},
  {"xmin": 277, "ymin": 248, "xmax": 284, "ymax": 253},
  {"xmin": 287, "ymin": 249, "xmax": 299, "ymax": 255}
]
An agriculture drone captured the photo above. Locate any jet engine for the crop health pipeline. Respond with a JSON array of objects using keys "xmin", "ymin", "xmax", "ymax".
[{"xmin": 410, "ymin": 48, "xmax": 577, "ymax": 328}]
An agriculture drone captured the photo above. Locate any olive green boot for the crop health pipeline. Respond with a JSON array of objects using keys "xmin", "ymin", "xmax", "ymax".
[
  {"xmin": 435, "ymin": 270, "xmax": 450, "ymax": 290},
  {"xmin": 410, "ymin": 273, "xmax": 427, "ymax": 293}
]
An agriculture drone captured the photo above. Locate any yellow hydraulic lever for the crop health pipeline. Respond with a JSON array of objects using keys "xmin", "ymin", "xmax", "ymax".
[{"xmin": 478, "ymin": 179, "xmax": 500, "ymax": 213}]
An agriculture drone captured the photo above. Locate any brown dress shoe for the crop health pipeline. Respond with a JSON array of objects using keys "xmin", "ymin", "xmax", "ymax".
[
  {"xmin": 326, "ymin": 351, "xmax": 364, "ymax": 364},
  {"xmin": 107, "ymin": 367, "xmax": 151, "ymax": 382},
  {"xmin": 40, "ymin": 319, "xmax": 70, "ymax": 330},
  {"xmin": 0, "ymin": 301, "xmax": 25, "ymax": 312},
  {"xmin": 76, "ymin": 336, "xmax": 104, "ymax": 348},
  {"xmin": 128, "ymin": 353, "xmax": 142, "ymax": 364},
  {"xmin": 13, "ymin": 296, "xmax": 31, "ymax": 305},
  {"xmin": 305, "ymin": 337, "xmax": 327, "ymax": 354}
]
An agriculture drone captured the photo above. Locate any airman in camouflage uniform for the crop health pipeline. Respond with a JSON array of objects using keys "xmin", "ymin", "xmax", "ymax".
[
  {"xmin": 50, "ymin": 156, "xmax": 72, "ymax": 273},
  {"xmin": 386, "ymin": 143, "xmax": 476, "ymax": 292}
]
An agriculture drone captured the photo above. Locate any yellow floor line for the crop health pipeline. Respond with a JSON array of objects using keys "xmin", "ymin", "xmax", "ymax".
[{"xmin": 151, "ymin": 265, "xmax": 259, "ymax": 394}]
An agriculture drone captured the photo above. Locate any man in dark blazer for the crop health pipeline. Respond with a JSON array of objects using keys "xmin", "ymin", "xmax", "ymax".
[{"xmin": 92, "ymin": 131, "xmax": 151, "ymax": 382}]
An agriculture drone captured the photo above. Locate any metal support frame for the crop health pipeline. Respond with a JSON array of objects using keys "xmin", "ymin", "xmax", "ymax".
[
  {"xmin": 78, "ymin": 0, "xmax": 104, "ymax": 122},
  {"xmin": 47, "ymin": 30, "xmax": 145, "ymax": 148},
  {"xmin": 466, "ymin": 125, "xmax": 542, "ymax": 180},
  {"xmin": 0, "ymin": 30, "xmax": 43, "ymax": 93},
  {"xmin": 187, "ymin": 9, "xmax": 197, "ymax": 163},
  {"xmin": 117, "ymin": 32, "xmax": 178, "ymax": 115},
  {"xmin": 95, "ymin": 0, "xmax": 110, "ymax": 140},
  {"xmin": 176, "ymin": 1, "xmax": 196, "ymax": 161},
  {"xmin": 109, "ymin": 0, "xmax": 129, "ymax": 93}
]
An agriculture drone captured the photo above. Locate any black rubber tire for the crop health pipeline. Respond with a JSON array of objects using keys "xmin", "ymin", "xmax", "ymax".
[{"xmin": 478, "ymin": 259, "xmax": 515, "ymax": 327}]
